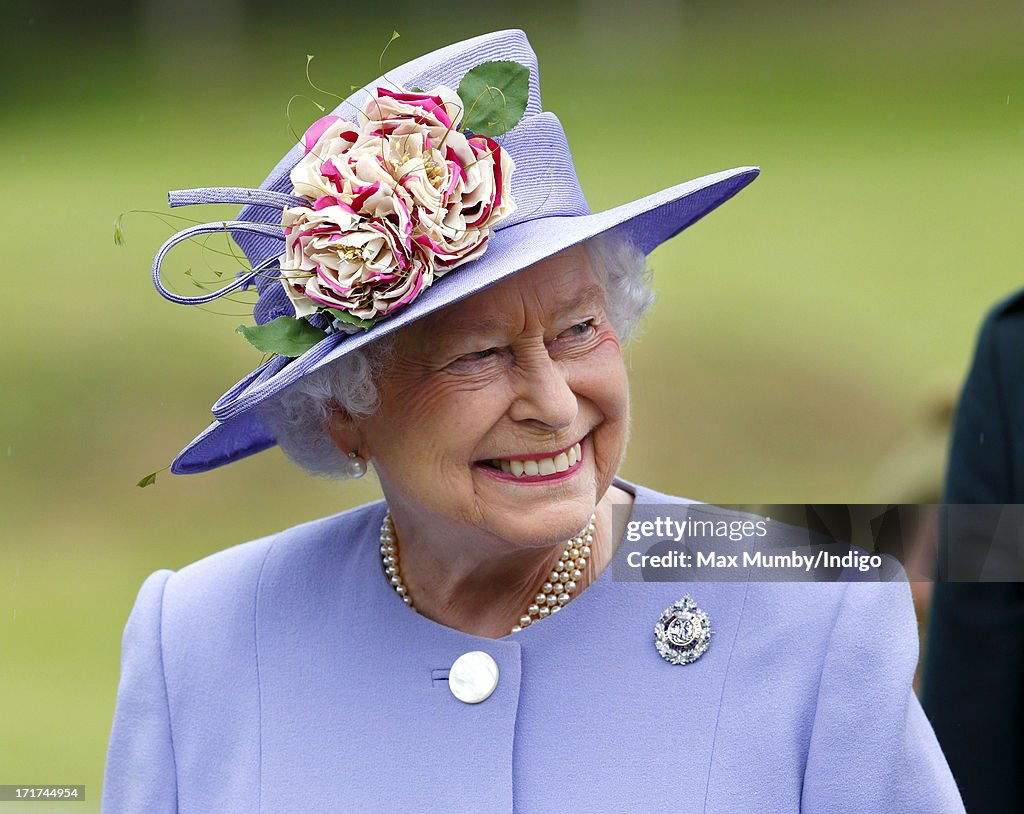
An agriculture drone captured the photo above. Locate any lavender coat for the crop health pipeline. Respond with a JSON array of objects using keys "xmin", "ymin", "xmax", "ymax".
[{"xmin": 102, "ymin": 479, "xmax": 964, "ymax": 812}]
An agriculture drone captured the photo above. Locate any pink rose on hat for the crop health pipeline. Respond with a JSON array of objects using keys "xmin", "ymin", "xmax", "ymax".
[{"xmin": 280, "ymin": 85, "xmax": 516, "ymax": 322}]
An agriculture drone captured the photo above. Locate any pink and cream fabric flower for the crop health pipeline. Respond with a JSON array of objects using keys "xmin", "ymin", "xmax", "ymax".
[{"xmin": 279, "ymin": 86, "xmax": 516, "ymax": 323}]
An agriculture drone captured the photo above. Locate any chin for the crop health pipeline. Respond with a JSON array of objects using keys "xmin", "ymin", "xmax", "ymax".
[{"xmin": 495, "ymin": 491, "xmax": 600, "ymax": 549}]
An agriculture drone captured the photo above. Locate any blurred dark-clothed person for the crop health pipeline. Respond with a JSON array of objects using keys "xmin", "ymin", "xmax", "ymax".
[{"xmin": 922, "ymin": 287, "xmax": 1024, "ymax": 813}]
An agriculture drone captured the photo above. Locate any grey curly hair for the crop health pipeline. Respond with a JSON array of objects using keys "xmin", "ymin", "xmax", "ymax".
[{"xmin": 257, "ymin": 229, "xmax": 655, "ymax": 478}]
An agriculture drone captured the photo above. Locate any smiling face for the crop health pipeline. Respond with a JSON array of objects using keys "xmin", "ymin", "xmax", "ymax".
[{"xmin": 330, "ymin": 243, "xmax": 631, "ymax": 551}]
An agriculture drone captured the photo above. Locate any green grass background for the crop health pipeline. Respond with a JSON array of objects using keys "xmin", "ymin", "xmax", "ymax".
[{"xmin": 1, "ymin": 0, "xmax": 1022, "ymax": 806}]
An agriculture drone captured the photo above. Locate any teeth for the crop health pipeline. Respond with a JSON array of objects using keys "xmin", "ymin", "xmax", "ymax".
[{"xmin": 490, "ymin": 441, "xmax": 585, "ymax": 477}]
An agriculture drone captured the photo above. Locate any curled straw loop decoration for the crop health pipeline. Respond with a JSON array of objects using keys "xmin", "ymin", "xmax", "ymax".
[
  {"xmin": 167, "ymin": 186, "xmax": 310, "ymax": 210},
  {"xmin": 152, "ymin": 186, "xmax": 309, "ymax": 306}
]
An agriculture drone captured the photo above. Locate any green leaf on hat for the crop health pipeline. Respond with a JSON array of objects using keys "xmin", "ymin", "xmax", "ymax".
[
  {"xmin": 235, "ymin": 316, "xmax": 327, "ymax": 357},
  {"xmin": 322, "ymin": 307, "xmax": 375, "ymax": 330},
  {"xmin": 137, "ymin": 471, "xmax": 158, "ymax": 488},
  {"xmin": 457, "ymin": 60, "xmax": 529, "ymax": 137}
]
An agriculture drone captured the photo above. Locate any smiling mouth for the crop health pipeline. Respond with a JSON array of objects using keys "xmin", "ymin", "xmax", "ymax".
[{"xmin": 478, "ymin": 440, "xmax": 584, "ymax": 478}]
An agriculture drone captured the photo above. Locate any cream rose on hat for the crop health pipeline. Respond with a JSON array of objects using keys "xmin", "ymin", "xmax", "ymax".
[{"xmin": 278, "ymin": 81, "xmax": 517, "ymax": 326}]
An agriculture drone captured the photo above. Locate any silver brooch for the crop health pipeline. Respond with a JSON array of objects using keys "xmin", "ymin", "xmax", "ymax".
[{"xmin": 654, "ymin": 595, "xmax": 711, "ymax": 665}]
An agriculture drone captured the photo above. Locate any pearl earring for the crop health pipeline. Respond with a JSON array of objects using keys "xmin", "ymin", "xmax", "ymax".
[{"xmin": 345, "ymin": 451, "xmax": 368, "ymax": 479}]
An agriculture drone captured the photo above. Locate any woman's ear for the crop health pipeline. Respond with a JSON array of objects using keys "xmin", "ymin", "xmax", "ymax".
[{"xmin": 324, "ymin": 401, "xmax": 367, "ymax": 459}]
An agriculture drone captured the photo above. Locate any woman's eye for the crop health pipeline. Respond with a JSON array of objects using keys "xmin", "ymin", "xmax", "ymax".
[
  {"xmin": 562, "ymin": 321, "xmax": 595, "ymax": 338},
  {"xmin": 458, "ymin": 348, "xmax": 497, "ymax": 362}
]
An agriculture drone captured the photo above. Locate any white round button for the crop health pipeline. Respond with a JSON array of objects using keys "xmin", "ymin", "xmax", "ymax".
[{"xmin": 448, "ymin": 651, "xmax": 500, "ymax": 704}]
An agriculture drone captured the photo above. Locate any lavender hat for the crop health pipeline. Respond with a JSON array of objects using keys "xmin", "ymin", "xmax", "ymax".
[{"xmin": 153, "ymin": 29, "xmax": 759, "ymax": 475}]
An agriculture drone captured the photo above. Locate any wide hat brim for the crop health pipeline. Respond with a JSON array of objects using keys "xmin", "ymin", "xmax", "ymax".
[{"xmin": 170, "ymin": 164, "xmax": 758, "ymax": 474}]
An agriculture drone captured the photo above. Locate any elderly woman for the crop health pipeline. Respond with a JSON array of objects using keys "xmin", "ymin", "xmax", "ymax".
[{"xmin": 103, "ymin": 30, "xmax": 965, "ymax": 813}]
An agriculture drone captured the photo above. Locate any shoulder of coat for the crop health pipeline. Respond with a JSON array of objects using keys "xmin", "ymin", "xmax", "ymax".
[
  {"xmin": 989, "ymin": 286, "xmax": 1024, "ymax": 319},
  {"xmin": 164, "ymin": 499, "xmax": 387, "ymax": 606}
]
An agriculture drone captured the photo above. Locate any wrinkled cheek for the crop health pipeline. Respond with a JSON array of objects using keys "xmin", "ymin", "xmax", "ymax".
[
  {"xmin": 589, "ymin": 360, "xmax": 632, "ymax": 479},
  {"xmin": 605, "ymin": 367, "xmax": 631, "ymax": 422},
  {"xmin": 373, "ymin": 439, "xmax": 463, "ymax": 511},
  {"xmin": 593, "ymin": 344, "xmax": 632, "ymax": 423},
  {"xmin": 597, "ymin": 401, "xmax": 630, "ymax": 462},
  {"xmin": 608, "ymin": 351, "xmax": 632, "ymax": 421}
]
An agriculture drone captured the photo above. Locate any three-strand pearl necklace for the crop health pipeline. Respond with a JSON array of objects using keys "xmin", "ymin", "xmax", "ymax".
[{"xmin": 379, "ymin": 511, "xmax": 597, "ymax": 634}]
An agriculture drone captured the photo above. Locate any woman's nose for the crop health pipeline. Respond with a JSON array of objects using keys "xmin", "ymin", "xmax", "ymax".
[{"xmin": 507, "ymin": 351, "xmax": 578, "ymax": 429}]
